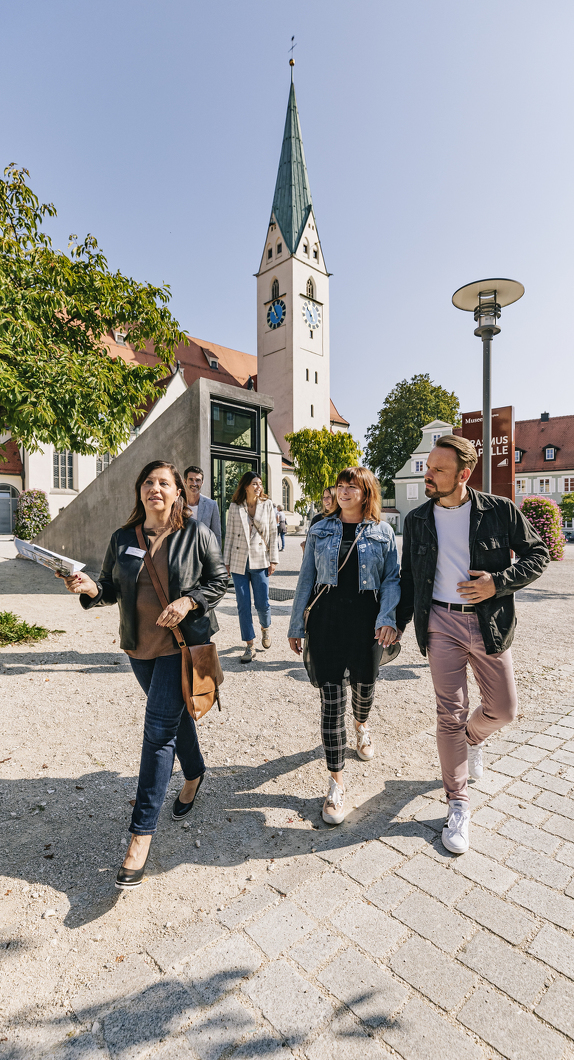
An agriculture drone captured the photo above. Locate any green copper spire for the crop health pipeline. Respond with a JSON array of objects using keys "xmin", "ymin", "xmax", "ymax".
[{"xmin": 271, "ymin": 77, "xmax": 313, "ymax": 254}]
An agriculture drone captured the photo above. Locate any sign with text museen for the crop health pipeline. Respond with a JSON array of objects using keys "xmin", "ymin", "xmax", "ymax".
[{"xmin": 461, "ymin": 406, "xmax": 515, "ymax": 501}]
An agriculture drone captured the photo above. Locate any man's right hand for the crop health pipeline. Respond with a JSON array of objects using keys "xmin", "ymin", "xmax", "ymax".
[{"xmin": 392, "ymin": 628, "xmax": 403, "ymax": 644}]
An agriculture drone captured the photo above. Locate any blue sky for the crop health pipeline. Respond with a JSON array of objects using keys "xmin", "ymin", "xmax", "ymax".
[{"xmin": 3, "ymin": 0, "xmax": 574, "ymax": 445}]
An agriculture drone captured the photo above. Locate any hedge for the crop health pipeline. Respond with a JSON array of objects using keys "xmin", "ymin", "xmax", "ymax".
[
  {"xmin": 520, "ymin": 496, "xmax": 565, "ymax": 561},
  {"xmin": 14, "ymin": 489, "xmax": 51, "ymax": 540}
]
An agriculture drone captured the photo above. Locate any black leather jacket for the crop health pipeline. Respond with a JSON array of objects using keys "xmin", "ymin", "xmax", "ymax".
[
  {"xmin": 396, "ymin": 487, "xmax": 550, "ymax": 656},
  {"xmin": 80, "ymin": 520, "xmax": 228, "ymax": 651}
]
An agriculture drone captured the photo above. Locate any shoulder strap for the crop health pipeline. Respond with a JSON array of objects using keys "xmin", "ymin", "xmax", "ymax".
[
  {"xmin": 305, "ymin": 524, "xmax": 366, "ymax": 619},
  {"xmin": 135, "ymin": 523, "xmax": 186, "ymax": 650}
]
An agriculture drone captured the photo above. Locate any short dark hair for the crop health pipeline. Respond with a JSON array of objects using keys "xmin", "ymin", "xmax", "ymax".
[
  {"xmin": 435, "ymin": 434, "xmax": 478, "ymax": 473},
  {"xmin": 184, "ymin": 465, "xmax": 204, "ymax": 480}
]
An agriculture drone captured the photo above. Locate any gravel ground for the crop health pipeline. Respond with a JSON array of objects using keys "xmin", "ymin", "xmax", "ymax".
[{"xmin": 1, "ymin": 533, "xmax": 573, "ymax": 1054}]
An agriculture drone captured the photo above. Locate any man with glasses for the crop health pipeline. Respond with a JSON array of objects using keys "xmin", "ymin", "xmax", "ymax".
[{"xmin": 184, "ymin": 466, "xmax": 222, "ymax": 549}]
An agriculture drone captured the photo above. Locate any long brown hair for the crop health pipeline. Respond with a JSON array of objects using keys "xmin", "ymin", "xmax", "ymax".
[
  {"xmin": 321, "ymin": 485, "xmax": 338, "ymax": 515},
  {"xmin": 231, "ymin": 470, "xmax": 268, "ymax": 506},
  {"xmin": 123, "ymin": 461, "xmax": 191, "ymax": 530},
  {"xmin": 336, "ymin": 466, "xmax": 382, "ymax": 522}
]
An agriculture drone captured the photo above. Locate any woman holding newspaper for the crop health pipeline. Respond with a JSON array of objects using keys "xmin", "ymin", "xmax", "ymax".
[{"xmin": 59, "ymin": 460, "xmax": 227, "ymax": 890}]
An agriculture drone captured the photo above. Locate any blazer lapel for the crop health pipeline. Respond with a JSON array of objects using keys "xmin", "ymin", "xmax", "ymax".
[
  {"xmin": 238, "ymin": 505, "xmax": 250, "ymax": 547},
  {"xmin": 197, "ymin": 494, "xmax": 207, "ymax": 523}
]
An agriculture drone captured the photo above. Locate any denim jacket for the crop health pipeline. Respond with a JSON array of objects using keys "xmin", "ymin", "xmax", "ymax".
[{"xmin": 288, "ymin": 516, "xmax": 401, "ymax": 639}]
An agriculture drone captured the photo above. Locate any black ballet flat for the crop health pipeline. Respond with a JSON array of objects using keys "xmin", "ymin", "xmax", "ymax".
[
  {"xmin": 172, "ymin": 773, "xmax": 205, "ymax": 820},
  {"xmin": 115, "ymin": 854, "xmax": 149, "ymax": 890}
]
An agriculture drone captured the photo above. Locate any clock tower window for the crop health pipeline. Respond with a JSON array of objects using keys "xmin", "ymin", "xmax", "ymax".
[
  {"xmin": 267, "ymin": 247, "xmax": 272, "ymax": 261},
  {"xmin": 306, "ymin": 277, "xmax": 314, "ymax": 299},
  {"xmin": 276, "ymin": 240, "xmax": 283, "ymax": 255},
  {"xmin": 313, "ymin": 246, "xmax": 319, "ymax": 261},
  {"xmin": 271, "ymin": 278, "xmax": 279, "ymax": 300},
  {"xmin": 305, "ymin": 369, "xmax": 309, "ymax": 381}
]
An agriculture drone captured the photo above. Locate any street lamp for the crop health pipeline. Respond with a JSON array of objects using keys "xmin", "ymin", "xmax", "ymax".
[{"xmin": 452, "ymin": 278, "xmax": 524, "ymax": 493}]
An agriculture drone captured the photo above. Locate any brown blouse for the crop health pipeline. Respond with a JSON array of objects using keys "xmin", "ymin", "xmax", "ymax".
[{"xmin": 125, "ymin": 527, "xmax": 180, "ymax": 661}]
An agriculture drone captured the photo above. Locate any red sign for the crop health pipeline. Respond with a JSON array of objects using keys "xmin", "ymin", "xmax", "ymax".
[{"xmin": 461, "ymin": 406, "xmax": 515, "ymax": 501}]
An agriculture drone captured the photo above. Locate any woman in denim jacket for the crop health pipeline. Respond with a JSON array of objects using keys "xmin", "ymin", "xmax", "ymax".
[{"xmin": 288, "ymin": 467, "xmax": 400, "ymax": 824}]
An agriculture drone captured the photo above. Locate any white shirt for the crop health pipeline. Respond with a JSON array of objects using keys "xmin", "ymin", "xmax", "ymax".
[
  {"xmin": 190, "ymin": 504, "xmax": 199, "ymax": 519},
  {"xmin": 432, "ymin": 500, "xmax": 471, "ymax": 604}
]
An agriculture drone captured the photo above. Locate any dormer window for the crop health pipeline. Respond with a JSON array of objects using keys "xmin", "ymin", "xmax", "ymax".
[
  {"xmin": 545, "ymin": 447, "xmax": 556, "ymax": 461},
  {"xmin": 271, "ymin": 278, "xmax": 279, "ymax": 300},
  {"xmin": 431, "ymin": 432, "xmax": 442, "ymax": 445},
  {"xmin": 276, "ymin": 241, "xmax": 283, "ymax": 256},
  {"xmin": 267, "ymin": 247, "xmax": 272, "ymax": 261},
  {"xmin": 201, "ymin": 347, "xmax": 219, "ymax": 371},
  {"xmin": 113, "ymin": 330, "xmax": 127, "ymax": 346}
]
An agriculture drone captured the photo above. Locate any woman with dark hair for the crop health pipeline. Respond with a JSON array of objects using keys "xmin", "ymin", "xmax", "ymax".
[
  {"xmin": 59, "ymin": 460, "xmax": 227, "ymax": 889},
  {"xmin": 288, "ymin": 467, "xmax": 400, "ymax": 824},
  {"xmin": 223, "ymin": 471, "xmax": 278, "ymax": 663}
]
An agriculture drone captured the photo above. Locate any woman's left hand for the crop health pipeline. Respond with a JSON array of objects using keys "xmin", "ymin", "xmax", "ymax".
[
  {"xmin": 157, "ymin": 596, "xmax": 195, "ymax": 628},
  {"xmin": 268, "ymin": 563, "xmax": 277, "ymax": 575},
  {"xmin": 375, "ymin": 625, "xmax": 396, "ymax": 647}
]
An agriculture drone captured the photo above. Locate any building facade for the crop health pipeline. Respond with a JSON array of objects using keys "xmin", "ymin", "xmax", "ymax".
[
  {"xmin": 514, "ymin": 413, "xmax": 574, "ymax": 527},
  {"xmin": 392, "ymin": 420, "xmax": 453, "ymax": 531}
]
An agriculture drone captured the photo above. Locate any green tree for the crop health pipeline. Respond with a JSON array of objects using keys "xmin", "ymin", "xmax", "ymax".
[
  {"xmin": 560, "ymin": 493, "xmax": 574, "ymax": 523},
  {"xmin": 0, "ymin": 165, "xmax": 187, "ymax": 455},
  {"xmin": 284, "ymin": 427, "xmax": 363, "ymax": 508},
  {"xmin": 364, "ymin": 373, "xmax": 461, "ymax": 495}
]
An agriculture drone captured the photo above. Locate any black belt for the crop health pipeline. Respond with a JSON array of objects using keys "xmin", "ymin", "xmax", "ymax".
[{"xmin": 432, "ymin": 599, "xmax": 475, "ymax": 613}]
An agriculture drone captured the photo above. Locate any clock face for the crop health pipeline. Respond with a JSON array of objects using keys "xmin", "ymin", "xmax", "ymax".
[
  {"xmin": 267, "ymin": 299, "xmax": 286, "ymax": 330},
  {"xmin": 302, "ymin": 300, "xmax": 321, "ymax": 330}
]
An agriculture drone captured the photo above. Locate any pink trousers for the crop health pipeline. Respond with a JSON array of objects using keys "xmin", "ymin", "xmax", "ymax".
[{"xmin": 426, "ymin": 604, "xmax": 518, "ymax": 802}]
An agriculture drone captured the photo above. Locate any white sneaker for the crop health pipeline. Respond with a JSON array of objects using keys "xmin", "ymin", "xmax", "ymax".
[
  {"xmin": 356, "ymin": 724, "xmax": 374, "ymax": 761},
  {"xmin": 322, "ymin": 778, "xmax": 345, "ymax": 825},
  {"xmin": 467, "ymin": 741, "xmax": 485, "ymax": 780},
  {"xmin": 441, "ymin": 799, "xmax": 470, "ymax": 854}
]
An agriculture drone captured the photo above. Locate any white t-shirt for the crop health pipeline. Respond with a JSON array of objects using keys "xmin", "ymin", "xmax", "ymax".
[
  {"xmin": 432, "ymin": 500, "xmax": 471, "ymax": 604},
  {"xmin": 190, "ymin": 504, "xmax": 199, "ymax": 519}
]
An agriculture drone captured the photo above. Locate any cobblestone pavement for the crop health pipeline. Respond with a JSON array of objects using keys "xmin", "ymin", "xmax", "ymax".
[{"xmin": 2, "ymin": 537, "xmax": 574, "ymax": 1059}]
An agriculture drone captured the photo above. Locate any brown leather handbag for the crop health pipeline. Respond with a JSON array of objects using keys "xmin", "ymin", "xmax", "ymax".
[{"xmin": 135, "ymin": 524, "xmax": 224, "ymax": 720}]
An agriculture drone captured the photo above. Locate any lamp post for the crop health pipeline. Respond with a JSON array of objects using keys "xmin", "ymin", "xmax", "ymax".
[{"xmin": 452, "ymin": 278, "xmax": 524, "ymax": 493}]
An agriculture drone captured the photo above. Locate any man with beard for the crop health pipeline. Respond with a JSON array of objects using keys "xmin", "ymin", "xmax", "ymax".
[{"xmin": 395, "ymin": 434, "xmax": 549, "ymax": 853}]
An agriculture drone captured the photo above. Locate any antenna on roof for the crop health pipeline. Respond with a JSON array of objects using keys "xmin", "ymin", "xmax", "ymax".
[{"xmin": 289, "ymin": 35, "xmax": 296, "ymax": 80}]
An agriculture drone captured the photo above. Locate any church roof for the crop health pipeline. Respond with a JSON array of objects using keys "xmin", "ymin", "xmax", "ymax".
[{"xmin": 271, "ymin": 80, "xmax": 313, "ymax": 254}]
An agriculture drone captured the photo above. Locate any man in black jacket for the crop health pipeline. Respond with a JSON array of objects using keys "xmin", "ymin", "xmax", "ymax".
[{"xmin": 396, "ymin": 434, "xmax": 549, "ymax": 854}]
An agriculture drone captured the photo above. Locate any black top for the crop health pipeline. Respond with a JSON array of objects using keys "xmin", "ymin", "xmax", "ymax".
[{"xmin": 310, "ymin": 512, "xmax": 326, "ymax": 527}]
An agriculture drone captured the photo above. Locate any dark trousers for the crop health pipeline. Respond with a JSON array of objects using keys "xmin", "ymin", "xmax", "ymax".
[
  {"xmin": 319, "ymin": 681, "xmax": 375, "ymax": 772},
  {"xmin": 129, "ymin": 654, "xmax": 205, "ymax": 835}
]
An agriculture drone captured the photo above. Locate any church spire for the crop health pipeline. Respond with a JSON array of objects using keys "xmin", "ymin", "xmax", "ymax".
[{"xmin": 271, "ymin": 70, "xmax": 313, "ymax": 255}]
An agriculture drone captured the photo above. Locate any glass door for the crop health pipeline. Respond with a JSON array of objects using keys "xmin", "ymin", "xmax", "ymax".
[{"xmin": 212, "ymin": 457, "xmax": 258, "ymax": 539}]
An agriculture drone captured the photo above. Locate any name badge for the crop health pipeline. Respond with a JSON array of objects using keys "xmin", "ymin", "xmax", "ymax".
[{"xmin": 125, "ymin": 546, "xmax": 146, "ymax": 558}]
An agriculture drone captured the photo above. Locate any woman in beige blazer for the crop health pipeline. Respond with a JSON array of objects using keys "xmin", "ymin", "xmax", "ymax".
[{"xmin": 223, "ymin": 472, "xmax": 278, "ymax": 663}]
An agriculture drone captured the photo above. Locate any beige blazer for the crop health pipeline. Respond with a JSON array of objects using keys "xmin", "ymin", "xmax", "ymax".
[{"xmin": 223, "ymin": 499, "xmax": 279, "ymax": 574}]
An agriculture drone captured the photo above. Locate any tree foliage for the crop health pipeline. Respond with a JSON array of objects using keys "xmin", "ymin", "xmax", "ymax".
[
  {"xmin": 364, "ymin": 373, "xmax": 461, "ymax": 495},
  {"xmin": 0, "ymin": 165, "xmax": 187, "ymax": 455},
  {"xmin": 560, "ymin": 493, "xmax": 574, "ymax": 523},
  {"xmin": 285, "ymin": 427, "xmax": 363, "ymax": 505},
  {"xmin": 521, "ymin": 496, "xmax": 565, "ymax": 561}
]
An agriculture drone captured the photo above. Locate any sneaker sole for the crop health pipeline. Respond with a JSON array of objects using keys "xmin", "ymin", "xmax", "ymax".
[
  {"xmin": 357, "ymin": 748, "xmax": 375, "ymax": 761},
  {"xmin": 441, "ymin": 827, "xmax": 469, "ymax": 854},
  {"xmin": 322, "ymin": 809, "xmax": 345, "ymax": 825}
]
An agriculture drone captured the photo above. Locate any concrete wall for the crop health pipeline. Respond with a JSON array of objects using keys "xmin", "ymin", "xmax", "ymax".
[{"xmin": 35, "ymin": 377, "xmax": 273, "ymax": 572}]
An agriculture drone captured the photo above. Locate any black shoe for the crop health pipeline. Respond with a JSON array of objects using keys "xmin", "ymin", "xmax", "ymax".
[
  {"xmin": 172, "ymin": 773, "xmax": 205, "ymax": 820},
  {"xmin": 115, "ymin": 854, "xmax": 149, "ymax": 890}
]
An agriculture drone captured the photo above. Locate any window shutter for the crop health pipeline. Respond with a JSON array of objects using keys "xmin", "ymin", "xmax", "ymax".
[
  {"xmin": 558, "ymin": 478, "xmax": 564, "ymax": 493},
  {"xmin": 526, "ymin": 479, "xmax": 531, "ymax": 493},
  {"xmin": 551, "ymin": 479, "xmax": 556, "ymax": 493}
]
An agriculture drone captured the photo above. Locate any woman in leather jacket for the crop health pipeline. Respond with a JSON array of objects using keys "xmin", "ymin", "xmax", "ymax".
[{"xmin": 60, "ymin": 460, "xmax": 227, "ymax": 889}]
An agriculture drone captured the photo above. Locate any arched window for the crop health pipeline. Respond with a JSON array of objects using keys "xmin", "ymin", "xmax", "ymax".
[
  {"xmin": 271, "ymin": 278, "xmax": 279, "ymax": 301},
  {"xmin": 276, "ymin": 240, "xmax": 283, "ymax": 256},
  {"xmin": 303, "ymin": 242, "xmax": 309, "ymax": 256},
  {"xmin": 306, "ymin": 277, "xmax": 314, "ymax": 299},
  {"xmin": 282, "ymin": 478, "xmax": 291, "ymax": 512}
]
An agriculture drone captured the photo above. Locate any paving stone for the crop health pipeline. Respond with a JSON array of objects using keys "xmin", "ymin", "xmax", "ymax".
[
  {"xmin": 266, "ymin": 855, "xmax": 325, "ymax": 895},
  {"xmin": 544, "ymin": 724, "xmax": 574, "ymax": 739},
  {"xmin": 181, "ymin": 934, "xmax": 262, "ymax": 1004},
  {"xmin": 458, "ymin": 930, "xmax": 548, "ymax": 1006},
  {"xmin": 528, "ymin": 735, "xmax": 564, "ymax": 751},
  {"xmin": 304, "ymin": 1010, "xmax": 392, "ymax": 1060},
  {"xmin": 484, "ymin": 739, "xmax": 518, "ymax": 755},
  {"xmin": 43, "ymin": 1035, "xmax": 109, "ymax": 1060},
  {"xmin": 472, "ymin": 771, "xmax": 511, "ymax": 795},
  {"xmin": 380, "ymin": 822, "xmax": 436, "ymax": 855},
  {"xmin": 556, "ymin": 841, "xmax": 574, "ymax": 868},
  {"xmin": 489, "ymin": 755, "xmax": 529, "ymax": 777},
  {"xmin": 391, "ymin": 794, "xmax": 435, "ymax": 819},
  {"xmin": 452, "ymin": 850, "xmax": 518, "ymax": 895},
  {"xmin": 390, "ymin": 935, "xmax": 476, "ymax": 1010},
  {"xmin": 293, "ymin": 868, "xmax": 360, "ymax": 919},
  {"xmin": 413, "ymin": 799, "xmax": 447, "ymax": 831},
  {"xmin": 318, "ymin": 945, "xmax": 407, "ymax": 1028},
  {"xmin": 149, "ymin": 1039, "xmax": 194, "ymax": 1060},
  {"xmin": 506, "ymin": 780, "xmax": 542, "ymax": 800},
  {"xmin": 339, "ymin": 841, "xmax": 403, "ymax": 886},
  {"xmin": 289, "ymin": 929, "xmax": 342, "ymax": 973},
  {"xmin": 329, "ymin": 897, "xmax": 407, "ymax": 959},
  {"xmin": 504, "ymin": 728, "xmax": 540, "ymax": 742},
  {"xmin": 532, "ymin": 757, "xmax": 562, "ymax": 776},
  {"xmin": 500, "ymin": 817, "xmax": 560, "ymax": 854},
  {"xmin": 147, "ymin": 920, "xmax": 226, "ymax": 973},
  {"xmin": 528, "ymin": 923, "xmax": 574, "ymax": 979},
  {"xmin": 535, "ymin": 789, "xmax": 574, "ymax": 821},
  {"xmin": 185, "ymin": 994, "xmax": 257, "ymax": 1060},
  {"xmin": 396, "ymin": 853, "xmax": 469, "ymax": 904},
  {"xmin": 233, "ymin": 1035, "xmax": 296, "ymax": 1059},
  {"xmin": 472, "ymin": 806, "xmax": 505, "ymax": 829},
  {"xmin": 71, "ymin": 953, "xmax": 159, "ymax": 1021},
  {"xmin": 103, "ymin": 979, "xmax": 197, "ymax": 1060},
  {"xmin": 523, "ymin": 769, "xmax": 573, "ymax": 796},
  {"xmin": 489, "ymin": 792, "xmax": 549, "ymax": 826},
  {"xmin": 509, "ymin": 744, "xmax": 549, "ymax": 763},
  {"xmin": 562, "ymin": 765, "xmax": 574, "ymax": 782},
  {"xmin": 542, "ymin": 813, "xmax": 574, "ymax": 843},
  {"xmin": 315, "ymin": 837, "xmax": 366, "ymax": 866},
  {"xmin": 382, "ymin": 997, "xmax": 482, "ymax": 1060},
  {"xmin": 506, "ymin": 845, "xmax": 573, "ymax": 889},
  {"xmin": 550, "ymin": 748, "xmax": 574, "ymax": 767},
  {"xmin": 393, "ymin": 891, "xmax": 472, "ymax": 953},
  {"xmin": 467, "ymin": 823, "xmax": 515, "ymax": 862},
  {"xmin": 535, "ymin": 978, "xmax": 574, "ymax": 1038},
  {"xmin": 245, "ymin": 899, "xmax": 316, "ymax": 959},
  {"xmin": 244, "ymin": 959, "xmax": 332, "ymax": 1046},
  {"xmin": 217, "ymin": 885, "xmax": 278, "ymax": 930},
  {"xmin": 364, "ymin": 875, "xmax": 412, "ymax": 911},
  {"xmin": 509, "ymin": 878, "xmax": 574, "ymax": 929},
  {"xmin": 458, "ymin": 985, "xmax": 563, "ymax": 1060},
  {"xmin": 456, "ymin": 887, "xmax": 537, "ymax": 945}
]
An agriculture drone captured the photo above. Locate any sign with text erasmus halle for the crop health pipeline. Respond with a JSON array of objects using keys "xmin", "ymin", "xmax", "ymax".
[{"xmin": 461, "ymin": 406, "xmax": 515, "ymax": 501}]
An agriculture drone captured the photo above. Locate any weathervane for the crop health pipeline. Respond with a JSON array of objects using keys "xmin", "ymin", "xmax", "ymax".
[{"xmin": 289, "ymin": 35, "xmax": 297, "ymax": 78}]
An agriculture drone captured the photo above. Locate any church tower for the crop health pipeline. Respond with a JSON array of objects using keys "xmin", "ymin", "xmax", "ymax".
[{"xmin": 256, "ymin": 64, "xmax": 330, "ymax": 457}]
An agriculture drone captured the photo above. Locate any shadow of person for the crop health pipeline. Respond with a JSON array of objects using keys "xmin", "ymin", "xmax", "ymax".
[{"xmin": 0, "ymin": 649, "xmax": 130, "ymax": 675}]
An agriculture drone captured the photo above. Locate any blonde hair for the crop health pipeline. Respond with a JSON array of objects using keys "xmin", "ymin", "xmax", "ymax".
[{"xmin": 336, "ymin": 467, "xmax": 381, "ymax": 522}]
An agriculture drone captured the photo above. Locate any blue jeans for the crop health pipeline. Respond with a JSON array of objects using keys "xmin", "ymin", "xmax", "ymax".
[
  {"xmin": 232, "ymin": 563, "xmax": 271, "ymax": 642},
  {"xmin": 129, "ymin": 654, "xmax": 205, "ymax": 835},
  {"xmin": 278, "ymin": 528, "xmax": 285, "ymax": 550}
]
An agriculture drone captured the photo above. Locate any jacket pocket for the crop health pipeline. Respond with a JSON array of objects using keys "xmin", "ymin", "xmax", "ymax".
[{"xmin": 478, "ymin": 535, "xmax": 509, "ymax": 551}]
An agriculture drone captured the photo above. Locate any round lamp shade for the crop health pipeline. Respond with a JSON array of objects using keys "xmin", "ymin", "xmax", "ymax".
[{"xmin": 452, "ymin": 278, "xmax": 524, "ymax": 311}]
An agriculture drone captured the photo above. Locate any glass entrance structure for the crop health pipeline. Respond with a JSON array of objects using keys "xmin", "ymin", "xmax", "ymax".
[{"xmin": 210, "ymin": 399, "xmax": 268, "ymax": 538}]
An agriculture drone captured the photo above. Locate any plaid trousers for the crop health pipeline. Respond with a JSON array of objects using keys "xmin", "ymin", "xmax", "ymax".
[{"xmin": 319, "ymin": 681, "xmax": 375, "ymax": 773}]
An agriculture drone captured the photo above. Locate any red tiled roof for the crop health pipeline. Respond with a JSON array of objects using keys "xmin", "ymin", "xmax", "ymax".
[
  {"xmin": 132, "ymin": 375, "xmax": 178, "ymax": 428},
  {"xmin": 515, "ymin": 415, "xmax": 574, "ymax": 473},
  {"xmin": 0, "ymin": 439, "xmax": 23, "ymax": 476},
  {"xmin": 330, "ymin": 399, "xmax": 349, "ymax": 426},
  {"xmin": 120, "ymin": 333, "xmax": 258, "ymax": 391}
]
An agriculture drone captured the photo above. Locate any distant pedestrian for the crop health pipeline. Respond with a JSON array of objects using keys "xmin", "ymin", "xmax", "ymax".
[
  {"xmin": 289, "ymin": 467, "xmax": 400, "ymax": 825},
  {"xmin": 301, "ymin": 487, "xmax": 338, "ymax": 551},
  {"xmin": 184, "ymin": 465, "xmax": 222, "ymax": 548},
  {"xmin": 59, "ymin": 460, "xmax": 227, "ymax": 890},
  {"xmin": 276, "ymin": 504, "xmax": 287, "ymax": 551},
  {"xmin": 396, "ymin": 435, "xmax": 549, "ymax": 854},
  {"xmin": 223, "ymin": 472, "xmax": 278, "ymax": 663}
]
